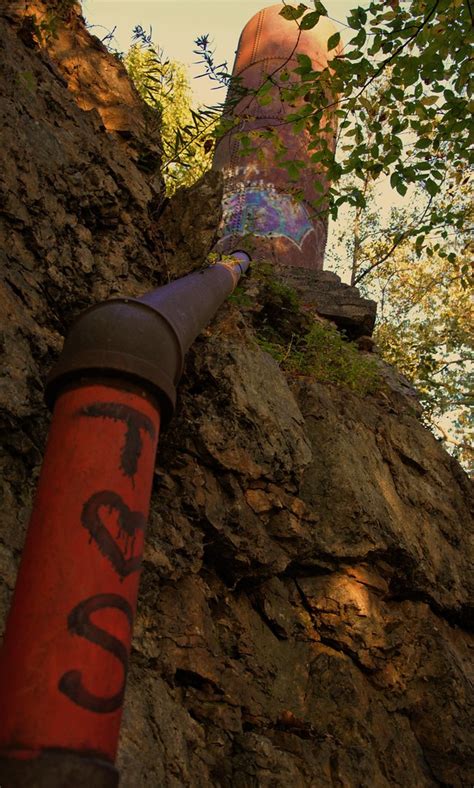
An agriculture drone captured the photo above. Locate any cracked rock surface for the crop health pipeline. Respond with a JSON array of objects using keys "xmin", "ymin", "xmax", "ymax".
[
  {"xmin": 0, "ymin": 5, "xmax": 473, "ymax": 787},
  {"xmin": 121, "ymin": 315, "xmax": 472, "ymax": 787}
]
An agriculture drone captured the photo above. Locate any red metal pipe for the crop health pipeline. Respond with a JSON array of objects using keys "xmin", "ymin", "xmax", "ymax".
[
  {"xmin": 0, "ymin": 253, "xmax": 250, "ymax": 787},
  {"xmin": 213, "ymin": 3, "xmax": 342, "ymax": 269},
  {"xmin": 0, "ymin": 382, "xmax": 160, "ymax": 786}
]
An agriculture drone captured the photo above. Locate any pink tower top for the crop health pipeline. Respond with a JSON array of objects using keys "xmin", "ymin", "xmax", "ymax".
[{"xmin": 213, "ymin": 3, "xmax": 342, "ymax": 269}]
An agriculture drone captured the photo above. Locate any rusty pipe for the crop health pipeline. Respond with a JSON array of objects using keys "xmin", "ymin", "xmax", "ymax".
[
  {"xmin": 45, "ymin": 252, "xmax": 251, "ymax": 422},
  {"xmin": 213, "ymin": 3, "xmax": 342, "ymax": 269},
  {"xmin": 0, "ymin": 252, "xmax": 250, "ymax": 788}
]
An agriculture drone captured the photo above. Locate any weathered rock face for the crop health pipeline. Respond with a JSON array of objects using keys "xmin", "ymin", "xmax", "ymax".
[
  {"xmin": 1, "ymin": 6, "xmax": 473, "ymax": 788},
  {"xmin": 117, "ymin": 315, "xmax": 473, "ymax": 787}
]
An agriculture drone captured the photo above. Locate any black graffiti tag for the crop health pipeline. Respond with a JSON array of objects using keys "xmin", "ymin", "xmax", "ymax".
[
  {"xmin": 60, "ymin": 402, "xmax": 154, "ymax": 716},
  {"xmin": 82, "ymin": 490, "xmax": 146, "ymax": 579},
  {"xmin": 79, "ymin": 402, "xmax": 156, "ymax": 479},
  {"xmin": 59, "ymin": 594, "xmax": 133, "ymax": 713}
]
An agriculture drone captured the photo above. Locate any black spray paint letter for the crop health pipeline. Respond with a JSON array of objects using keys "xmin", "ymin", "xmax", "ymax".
[
  {"xmin": 59, "ymin": 593, "xmax": 133, "ymax": 713},
  {"xmin": 79, "ymin": 402, "xmax": 156, "ymax": 478}
]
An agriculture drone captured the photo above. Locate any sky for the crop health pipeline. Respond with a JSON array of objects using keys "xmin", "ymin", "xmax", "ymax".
[{"xmin": 82, "ymin": 1, "xmax": 357, "ymax": 105}]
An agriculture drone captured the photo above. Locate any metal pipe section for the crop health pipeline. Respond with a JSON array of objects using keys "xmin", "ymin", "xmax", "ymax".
[
  {"xmin": 0, "ymin": 252, "xmax": 249, "ymax": 788},
  {"xmin": 213, "ymin": 3, "xmax": 342, "ymax": 269}
]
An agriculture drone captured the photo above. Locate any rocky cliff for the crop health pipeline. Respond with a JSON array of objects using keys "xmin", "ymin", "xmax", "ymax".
[{"xmin": 0, "ymin": 4, "xmax": 473, "ymax": 786}]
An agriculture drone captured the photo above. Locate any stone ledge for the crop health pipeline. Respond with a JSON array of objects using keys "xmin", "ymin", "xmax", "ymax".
[{"xmin": 275, "ymin": 265, "xmax": 377, "ymax": 339}]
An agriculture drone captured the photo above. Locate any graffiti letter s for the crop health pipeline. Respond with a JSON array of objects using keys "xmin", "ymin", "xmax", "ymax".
[{"xmin": 59, "ymin": 594, "xmax": 133, "ymax": 714}]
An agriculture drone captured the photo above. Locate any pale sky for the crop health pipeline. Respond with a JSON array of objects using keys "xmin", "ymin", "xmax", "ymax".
[{"xmin": 82, "ymin": 1, "xmax": 357, "ymax": 105}]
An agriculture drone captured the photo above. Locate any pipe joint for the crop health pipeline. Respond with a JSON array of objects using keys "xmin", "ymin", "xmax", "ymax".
[
  {"xmin": 46, "ymin": 298, "xmax": 182, "ymax": 425},
  {"xmin": 45, "ymin": 253, "xmax": 250, "ymax": 426}
]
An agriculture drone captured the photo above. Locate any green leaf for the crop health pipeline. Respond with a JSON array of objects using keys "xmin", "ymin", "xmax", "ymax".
[
  {"xmin": 257, "ymin": 80, "xmax": 272, "ymax": 95},
  {"xmin": 292, "ymin": 118, "xmax": 307, "ymax": 132},
  {"xmin": 415, "ymin": 137, "xmax": 431, "ymax": 149},
  {"xmin": 311, "ymin": 150, "xmax": 328, "ymax": 163},
  {"xmin": 347, "ymin": 12, "xmax": 359, "ymax": 29},
  {"xmin": 391, "ymin": 86, "xmax": 404, "ymax": 101},
  {"xmin": 279, "ymin": 3, "xmax": 308, "ymax": 21},
  {"xmin": 390, "ymin": 172, "xmax": 399, "ymax": 190},
  {"xmin": 425, "ymin": 179, "xmax": 439, "ymax": 196},
  {"xmin": 286, "ymin": 160, "xmax": 305, "ymax": 179},
  {"xmin": 327, "ymin": 32, "xmax": 341, "ymax": 50},
  {"xmin": 350, "ymin": 28, "xmax": 366, "ymax": 48},
  {"xmin": 300, "ymin": 11, "xmax": 320, "ymax": 29},
  {"xmin": 313, "ymin": 1, "xmax": 327, "ymax": 15},
  {"xmin": 395, "ymin": 180, "xmax": 407, "ymax": 196},
  {"xmin": 421, "ymin": 95, "xmax": 439, "ymax": 106},
  {"xmin": 296, "ymin": 53, "xmax": 312, "ymax": 73}
]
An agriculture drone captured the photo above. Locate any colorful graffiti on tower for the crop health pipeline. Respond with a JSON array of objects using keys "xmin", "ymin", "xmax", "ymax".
[{"xmin": 220, "ymin": 187, "xmax": 314, "ymax": 251}]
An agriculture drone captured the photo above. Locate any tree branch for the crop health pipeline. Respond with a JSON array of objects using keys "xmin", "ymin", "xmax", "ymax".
[{"xmin": 352, "ymin": 195, "xmax": 435, "ymax": 286}]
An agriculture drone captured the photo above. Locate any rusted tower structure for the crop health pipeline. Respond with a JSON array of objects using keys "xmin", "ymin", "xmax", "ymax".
[{"xmin": 213, "ymin": 3, "xmax": 342, "ymax": 269}]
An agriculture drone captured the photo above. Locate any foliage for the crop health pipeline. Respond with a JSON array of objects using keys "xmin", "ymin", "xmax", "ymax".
[
  {"xmin": 236, "ymin": 0, "xmax": 474, "ymax": 239},
  {"xmin": 227, "ymin": 289, "xmax": 253, "ymax": 309},
  {"xmin": 124, "ymin": 31, "xmax": 220, "ymax": 194},
  {"xmin": 370, "ymin": 246, "xmax": 473, "ymax": 469},
  {"xmin": 253, "ymin": 261, "xmax": 301, "ymax": 311},
  {"xmin": 257, "ymin": 320, "xmax": 381, "ymax": 395},
  {"xmin": 249, "ymin": 260, "xmax": 309, "ymax": 342},
  {"xmin": 237, "ymin": 262, "xmax": 380, "ymax": 395},
  {"xmin": 21, "ymin": 0, "xmax": 77, "ymax": 46},
  {"xmin": 326, "ymin": 113, "xmax": 473, "ymax": 467}
]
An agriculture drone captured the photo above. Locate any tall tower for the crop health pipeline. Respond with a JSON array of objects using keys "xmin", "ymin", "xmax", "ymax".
[{"xmin": 213, "ymin": 3, "xmax": 342, "ymax": 269}]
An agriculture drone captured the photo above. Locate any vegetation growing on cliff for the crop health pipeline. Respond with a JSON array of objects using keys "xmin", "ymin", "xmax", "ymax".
[
  {"xmin": 230, "ymin": 262, "xmax": 381, "ymax": 397},
  {"xmin": 257, "ymin": 321, "xmax": 381, "ymax": 395},
  {"xmin": 124, "ymin": 32, "xmax": 218, "ymax": 194}
]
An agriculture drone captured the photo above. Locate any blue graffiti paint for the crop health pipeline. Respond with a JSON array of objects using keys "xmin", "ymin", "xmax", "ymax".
[{"xmin": 220, "ymin": 188, "xmax": 314, "ymax": 250}]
